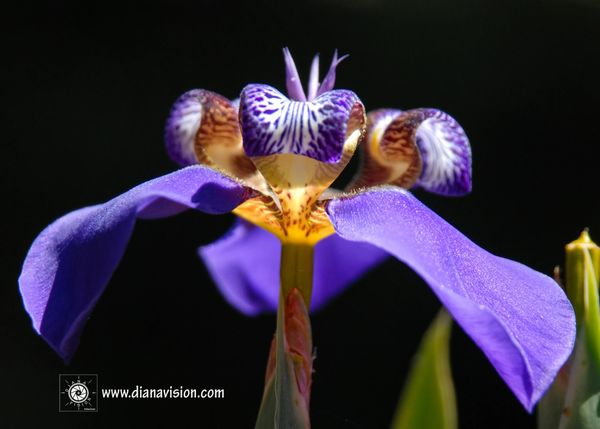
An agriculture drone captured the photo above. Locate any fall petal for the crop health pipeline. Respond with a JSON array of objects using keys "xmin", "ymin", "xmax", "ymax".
[
  {"xmin": 327, "ymin": 187, "xmax": 575, "ymax": 411},
  {"xmin": 199, "ymin": 220, "xmax": 388, "ymax": 314},
  {"xmin": 19, "ymin": 166, "xmax": 250, "ymax": 361}
]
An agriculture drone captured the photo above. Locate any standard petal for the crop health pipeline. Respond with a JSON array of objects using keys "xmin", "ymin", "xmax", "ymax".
[
  {"xmin": 240, "ymin": 84, "xmax": 364, "ymax": 163},
  {"xmin": 19, "ymin": 166, "xmax": 251, "ymax": 361},
  {"xmin": 414, "ymin": 109, "xmax": 471, "ymax": 196},
  {"xmin": 165, "ymin": 89, "xmax": 227, "ymax": 166},
  {"xmin": 326, "ymin": 187, "xmax": 575, "ymax": 411},
  {"xmin": 350, "ymin": 108, "xmax": 423, "ymax": 190},
  {"xmin": 199, "ymin": 220, "xmax": 388, "ymax": 315},
  {"xmin": 350, "ymin": 108, "xmax": 471, "ymax": 196}
]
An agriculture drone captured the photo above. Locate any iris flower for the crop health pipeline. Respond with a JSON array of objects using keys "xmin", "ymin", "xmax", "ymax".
[{"xmin": 19, "ymin": 49, "xmax": 574, "ymax": 414}]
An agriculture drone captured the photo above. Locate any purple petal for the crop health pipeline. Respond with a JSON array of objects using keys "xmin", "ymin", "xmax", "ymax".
[
  {"xmin": 414, "ymin": 109, "xmax": 472, "ymax": 196},
  {"xmin": 19, "ymin": 166, "xmax": 251, "ymax": 361},
  {"xmin": 164, "ymin": 89, "xmax": 240, "ymax": 167},
  {"xmin": 316, "ymin": 50, "xmax": 348, "ymax": 97},
  {"xmin": 327, "ymin": 187, "xmax": 575, "ymax": 411},
  {"xmin": 199, "ymin": 221, "xmax": 388, "ymax": 315},
  {"xmin": 240, "ymin": 84, "xmax": 362, "ymax": 163},
  {"xmin": 282, "ymin": 47, "xmax": 307, "ymax": 102}
]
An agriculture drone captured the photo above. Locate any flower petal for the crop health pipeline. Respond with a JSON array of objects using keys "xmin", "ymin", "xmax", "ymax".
[
  {"xmin": 350, "ymin": 108, "xmax": 423, "ymax": 190},
  {"xmin": 166, "ymin": 89, "xmax": 224, "ymax": 166},
  {"xmin": 19, "ymin": 166, "xmax": 251, "ymax": 361},
  {"xmin": 240, "ymin": 84, "xmax": 363, "ymax": 163},
  {"xmin": 326, "ymin": 187, "xmax": 575, "ymax": 411},
  {"xmin": 350, "ymin": 108, "xmax": 471, "ymax": 196},
  {"xmin": 414, "ymin": 109, "xmax": 471, "ymax": 196},
  {"xmin": 199, "ymin": 220, "xmax": 388, "ymax": 314}
]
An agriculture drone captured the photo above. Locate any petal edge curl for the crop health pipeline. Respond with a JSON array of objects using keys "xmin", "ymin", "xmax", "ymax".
[
  {"xmin": 326, "ymin": 187, "xmax": 575, "ymax": 411},
  {"xmin": 19, "ymin": 166, "xmax": 251, "ymax": 361}
]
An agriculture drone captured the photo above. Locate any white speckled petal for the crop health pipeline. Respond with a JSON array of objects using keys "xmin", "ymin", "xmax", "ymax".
[{"xmin": 240, "ymin": 84, "xmax": 362, "ymax": 163}]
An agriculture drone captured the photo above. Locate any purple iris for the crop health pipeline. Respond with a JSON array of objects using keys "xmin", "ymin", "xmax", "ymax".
[{"xmin": 19, "ymin": 48, "xmax": 575, "ymax": 412}]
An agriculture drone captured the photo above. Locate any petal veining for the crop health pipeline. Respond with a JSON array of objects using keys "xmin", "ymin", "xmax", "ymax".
[
  {"xmin": 414, "ymin": 109, "xmax": 471, "ymax": 196},
  {"xmin": 240, "ymin": 84, "xmax": 363, "ymax": 164},
  {"xmin": 349, "ymin": 108, "xmax": 422, "ymax": 190},
  {"xmin": 165, "ymin": 89, "xmax": 267, "ymax": 191},
  {"xmin": 238, "ymin": 84, "xmax": 365, "ymax": 244},
  {"xmin": 350, "ymin": 108, "xmax": 471, "ymax": 196}
]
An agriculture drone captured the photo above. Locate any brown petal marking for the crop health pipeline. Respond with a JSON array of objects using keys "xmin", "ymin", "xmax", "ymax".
[
  {"xmin": 348, "ymin": 109, "xmax": 423, "ymax": 190},
  {"xmin": 233, "ymin": 195, "xmax": 334, "ymax": 244},
  {"xmin": 195, "ymin": 93, "xmax": 268, "ymax": 192},
  {"xmin": 235, "ymin": 102, "xmax": 363, "ymax": 245},
  {"xmin": 233, "ymin": 195, "xmax": 287, "ymax": 238}
]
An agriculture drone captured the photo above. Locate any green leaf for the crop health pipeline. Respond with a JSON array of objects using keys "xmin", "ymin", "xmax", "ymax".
[
  {"xmin": 539, "ymin": 230, "xmax": 600, "ymax": 429},
  {"xmin": 537, "ymin": 366, "xmax": 569, "ymax": 429},
  {"xmin": 391, "ymin": 309, "xmax": 457, "ymax": 429},
  {"xmin": 558, "ymin": 245, "xmax": 600, "ymax": 429}
]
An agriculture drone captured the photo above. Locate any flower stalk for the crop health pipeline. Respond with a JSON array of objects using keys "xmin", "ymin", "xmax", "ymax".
[
  {"xmin": 280, "ymin": 244, "xmax": 314, "ymax": 306},
  {"xmin": 255, "ymin": 244, "xmax": 315, "ymax": 429}
]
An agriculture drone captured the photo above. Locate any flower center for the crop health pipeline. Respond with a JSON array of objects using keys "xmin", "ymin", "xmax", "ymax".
[
  {"xmin": 232, "ymin": 49, "xmax": 365, "ymax": 245},
  {"xmin": 234, "ymin": 113, "xmax": 363, "ymax": 244}
]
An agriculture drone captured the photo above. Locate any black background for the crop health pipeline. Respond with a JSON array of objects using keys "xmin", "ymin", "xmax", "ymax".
[{"xmin": 3, "ymin": 0, "xmax": 600, "ymax": 427}]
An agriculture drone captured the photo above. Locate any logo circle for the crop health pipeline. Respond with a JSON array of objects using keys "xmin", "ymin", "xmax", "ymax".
[{"xmin": 68, "ymin": 383, "xmax": 89, "ymax": 403}]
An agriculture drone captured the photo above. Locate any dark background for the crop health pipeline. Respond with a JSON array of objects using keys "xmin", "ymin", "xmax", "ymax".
[{"xmin": 3, "ymin": 0, "xmax": 600, "ymax": 427}]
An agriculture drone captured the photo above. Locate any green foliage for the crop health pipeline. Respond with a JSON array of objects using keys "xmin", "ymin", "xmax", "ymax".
[
  {"xmin": 391, "ymin": 309, "xmax": 457, "ymax": 429},
  {"xmin": 538, "ymin": 230, "xmax": 600, "ymax": 429}
]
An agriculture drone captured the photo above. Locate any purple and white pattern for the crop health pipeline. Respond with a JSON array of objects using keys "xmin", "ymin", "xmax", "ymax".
[
  {"xmin": 164, "ymin": 89, "xmax": 206, "ymax": 166},
  {"xmin": 240, "ymin": 84, "xmax": 362, "ymax": 163},
  {"xmin": 415, "ymin": 109, "xmax": 472, "ymax": 196}
]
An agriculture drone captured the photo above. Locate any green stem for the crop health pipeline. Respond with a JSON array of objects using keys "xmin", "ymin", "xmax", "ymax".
[
  {"xmin": 280, "ymin": 243, "xmax": 314, "ymax": 305},
  {"xmin": 255, "ymin": 243, "xmax": 315, "ymax": 429}
]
